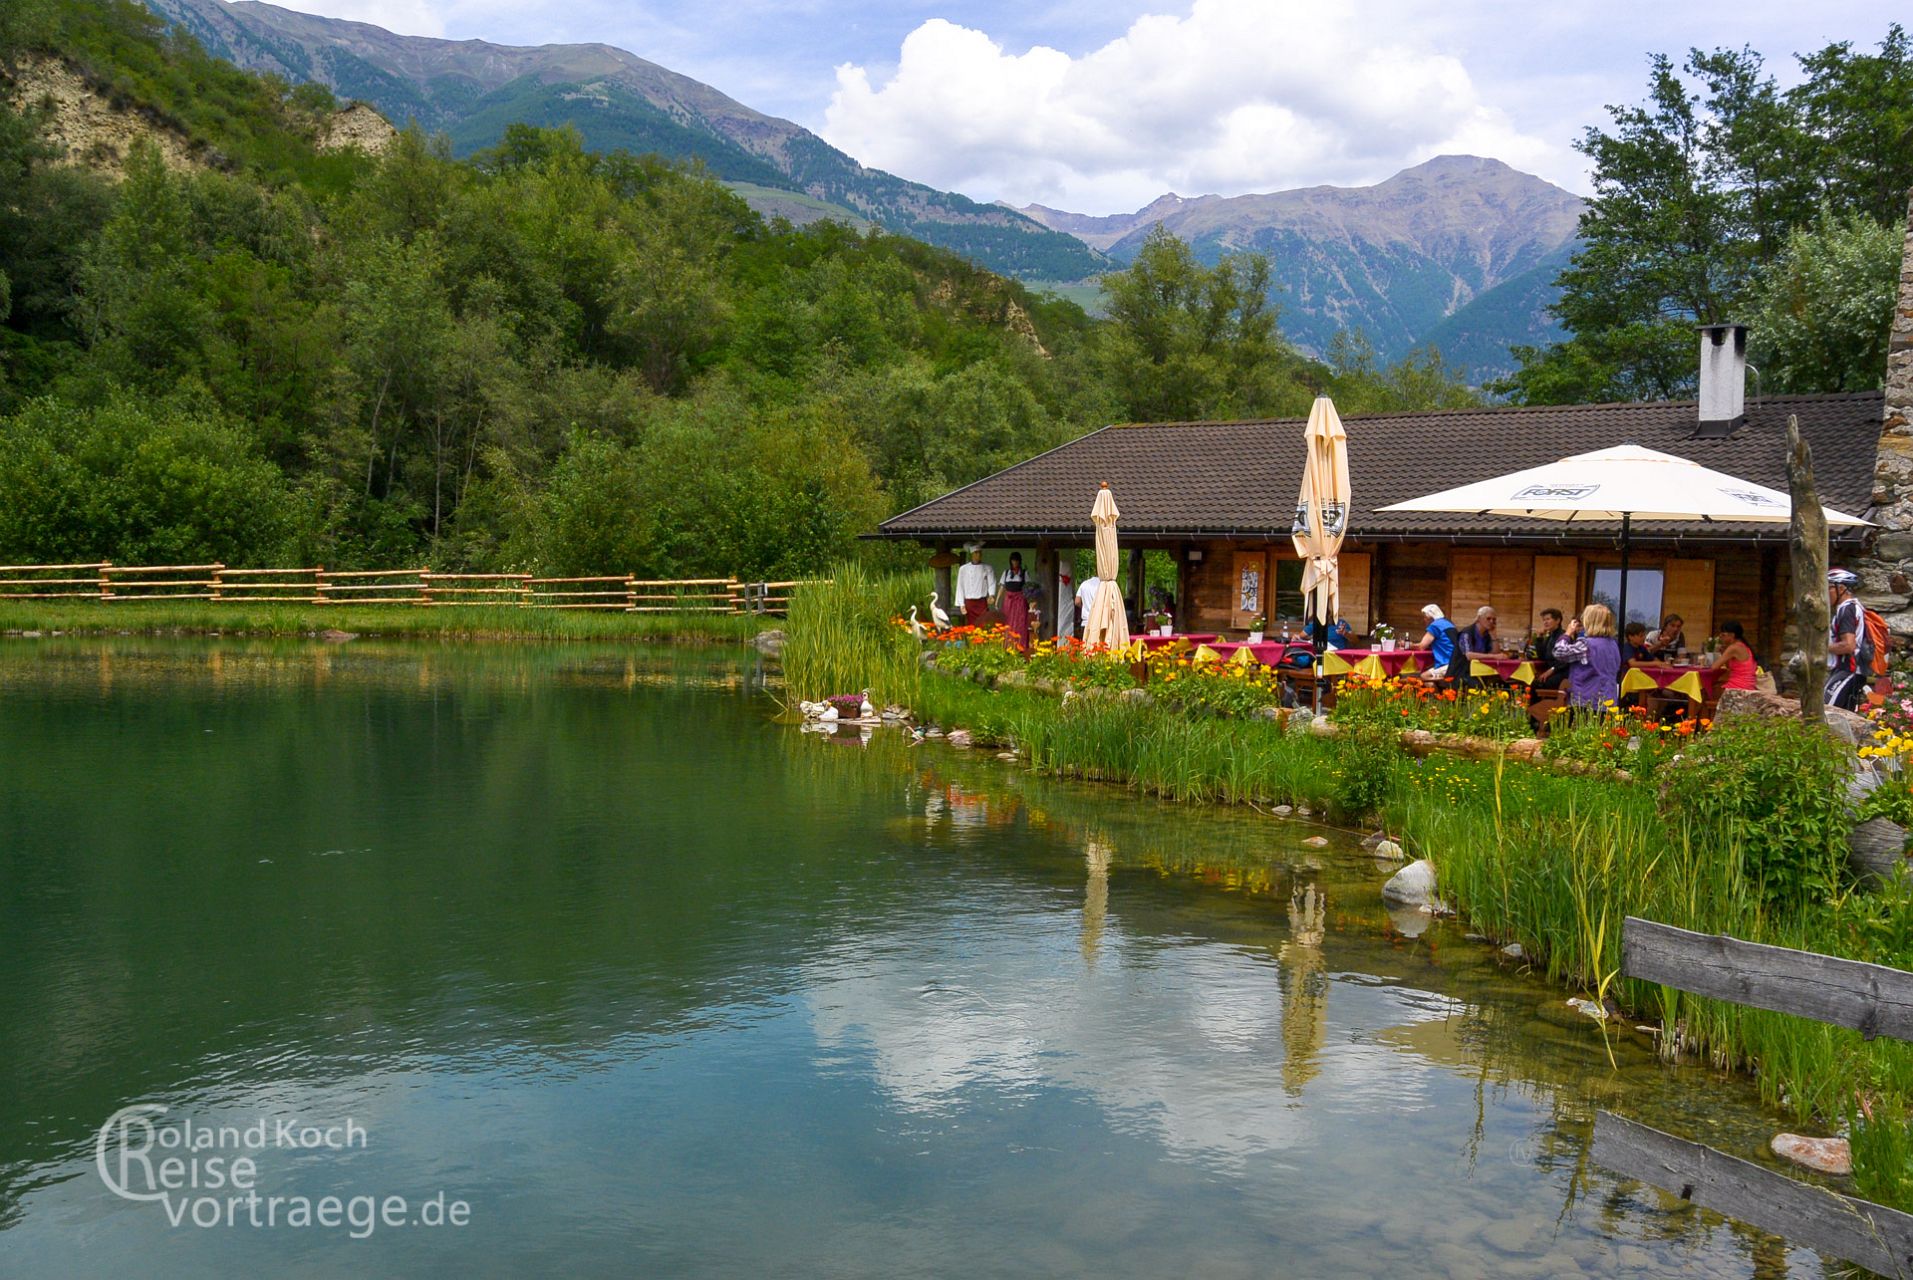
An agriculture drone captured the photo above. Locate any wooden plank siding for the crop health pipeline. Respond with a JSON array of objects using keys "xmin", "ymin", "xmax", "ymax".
[{"xmin": 1166, "ymin": 538, "xmax": 1788, "ymax": 666}]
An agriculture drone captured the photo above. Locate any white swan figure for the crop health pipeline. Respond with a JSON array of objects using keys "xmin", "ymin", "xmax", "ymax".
[
  {"xmin": 928, "ymin": 592, "xmax": 951, "ymax": 629},
  {"xmin": 819, "ymin": 704, "xmax": 839, "ymax": 723},
  {"xmin": 907, "ymin": 606, "xmax": 926, "ymax": 643},
  {"xmin": 859, "ymin": 689, "xmax": 875, "ymax": 719}
]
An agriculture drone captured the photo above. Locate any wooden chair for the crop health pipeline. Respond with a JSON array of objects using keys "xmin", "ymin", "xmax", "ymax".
[{"xmin": 1527, "ymin": 689, "xmax": 1567, "ymax": 735}]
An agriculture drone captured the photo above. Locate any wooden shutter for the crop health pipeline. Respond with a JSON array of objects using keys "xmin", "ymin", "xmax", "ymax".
[
  {"xmin": 1532, "ymin": 556, "xmax": 1580, "ymax": 633},
  {"xmin": 1449, "ymin": 552, "xmax": 1492, "ymax": 620},
  {"xmin": 1339, "ymin": 552, "xmax": 1371, "ymax": 631},
  {"xmin": 1489, "ymin": 553, "xmax": 1533, "ymax": 644},
  {"xmin": 1663, "ymin": 559, "xmax": 1716, "ymax": 644}
]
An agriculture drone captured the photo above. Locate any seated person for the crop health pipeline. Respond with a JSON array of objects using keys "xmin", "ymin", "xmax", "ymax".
[
  {"xmin": 1623, "ymin": 621, "xmax": 1652, "ymax": 663},
  {"xmin": 1645, "ymin": 613, "xmax": 1687, "ymax": 659},
  {"xmin": 1412, "ymin": 603, "xmax": 1458, "ymax": 675},
  {"xmin": 1328, "ymin": 617, "xmax": 1355, "ymax": 649},
  {"xmin": 1531, "ymin": 607, "xmax": 1569, "ymax": 695},
  {"xmin": 1708, "ymin": 620, "xmax": 1759, "ymax": 691},
  {"xmin": 1449, "ymin": 606, "xmax": 1498, "ymax": 690}
]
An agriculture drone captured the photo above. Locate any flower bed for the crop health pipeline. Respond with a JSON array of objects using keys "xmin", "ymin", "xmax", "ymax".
[
  {"xmin": 1542, "ymin": 700, "xmax": 1706, "ymax": 778},
  {"xmin": 1331, "ymin": 675, "xmax": 1532, "ymax": 741}
]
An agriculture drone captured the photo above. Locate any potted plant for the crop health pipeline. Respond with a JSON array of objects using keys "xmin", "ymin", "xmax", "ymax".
[
  {"xmin": 1247, "ymin": 614, "xmax": 1266, "ymax": 643},
  {"xmin": 1374, "ymin": 622, "xmax": 1396, "ymax": 652}
]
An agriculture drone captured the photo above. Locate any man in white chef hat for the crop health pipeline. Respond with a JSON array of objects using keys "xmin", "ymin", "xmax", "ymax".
[{"xmin": 955, "ymin": 542, "xmax": 996, "ymax": 626}]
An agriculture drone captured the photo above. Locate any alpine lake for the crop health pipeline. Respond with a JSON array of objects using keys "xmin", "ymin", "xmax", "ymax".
[{"xmin": 0, "ymin": 637, "xmax": 1851, "ymax": 1277}]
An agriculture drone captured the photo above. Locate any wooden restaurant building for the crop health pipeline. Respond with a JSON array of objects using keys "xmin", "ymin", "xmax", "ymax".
[{"xmin": 872, "ymin": 379, "xmax": 1883, "ymax": 664}]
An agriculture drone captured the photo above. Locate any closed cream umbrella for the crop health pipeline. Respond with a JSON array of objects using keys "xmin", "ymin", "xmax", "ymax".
[
  {"xmin": 1084, "ymin": 483, "xmax": 1129, "ymax": 650},
  {"xmin": 1291, "ymin": 395, "xmax": 1352, "ymax": 630}
]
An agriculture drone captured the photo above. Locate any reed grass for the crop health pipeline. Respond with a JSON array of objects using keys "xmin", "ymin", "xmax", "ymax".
[
  {"xmin": 0, "ymin": 600, "xmax": 765, "ymax": 642},
  {"xmin": 781, "ymin": 564, "xmax": 926, "ymax": 705}
]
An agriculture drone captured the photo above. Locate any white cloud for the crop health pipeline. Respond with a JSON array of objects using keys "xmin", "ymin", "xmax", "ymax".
[{"xmin": 822, "ymin": 0, "xmax": 1575, "ymax": 214}]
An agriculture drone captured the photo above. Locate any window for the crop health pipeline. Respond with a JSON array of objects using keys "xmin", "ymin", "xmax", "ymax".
[
  {"xmin": 1590, "ymin": 568, "xmax": 1663, "ymax": 629},
  {"xmin": 1274, "ymin": 559, "xmax": 1304, "ymax": 622}
]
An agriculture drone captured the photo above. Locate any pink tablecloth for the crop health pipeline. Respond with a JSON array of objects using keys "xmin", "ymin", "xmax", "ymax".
[
  {"xmin": 1204, "ymin": 641, "xmax": 1295, "ymax": 667},
  {"xmin": 1139, "ymin": 632, "xmax": 1219, "ymax": 651},
  {"xmin": 1628, "ymin": 662, "xmax": 1725, "ymax": 695},
  {"xmin": 1461, "ymin": 653, "xmax": 1528, "ymax": 678},
  {"xmin": 1330, "ymin": 647, "xmax": 1426, "ymax": 676}
]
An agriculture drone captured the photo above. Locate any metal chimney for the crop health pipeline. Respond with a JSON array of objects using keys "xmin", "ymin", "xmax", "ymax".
[{"xmin": 1698, "ymin": 324, "xmax": 1747, "ymax": 428}]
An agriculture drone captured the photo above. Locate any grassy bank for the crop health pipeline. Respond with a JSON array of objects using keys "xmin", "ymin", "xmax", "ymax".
[
  {"xmin": 784, "ymin": 581, "xmax": 1913, "ymax": 1205},
  {"xmin": 0, "ymin": 601, "xmax": 769, "ymax": 643}
]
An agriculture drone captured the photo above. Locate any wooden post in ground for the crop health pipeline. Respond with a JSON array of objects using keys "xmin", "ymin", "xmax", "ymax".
[
  {"xmin": 1786, "ymin": 414, "xmax": 1829, "ymax": 721},
  {"xmin": 930, "ymin": 544, "xmax": 955, "ymax": 624},
  {"xmin": 1034, "ymin": 541, "xmax": 1057, "ymax": 641}
]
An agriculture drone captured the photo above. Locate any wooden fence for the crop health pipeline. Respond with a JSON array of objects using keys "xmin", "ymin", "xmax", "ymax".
[
  {"xmin": 1590, "ymin": 918, "xmax": 1913, "ymax": 1277},
  {"xmin": 0, "ymin": 563, "xmax": 826, "ymax": 615}
]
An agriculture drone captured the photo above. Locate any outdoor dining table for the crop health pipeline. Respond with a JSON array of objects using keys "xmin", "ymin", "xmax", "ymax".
[
  {"xmin": 1461, "ymin": 652, "xmax": 1540, "ymax": 682},
  {"xmin": 1623, "ymin": 661, "xmax": 1723, "ymax": 700},
  {"xmin": 1324, "ymin": 646, "xmax": 1426, "ymax": 677},
  {"xmin": 1201, "ymin": 640, "xmax": 1295, "ymax": 667},
  {"xmin": 1139, "ymin": 632, "xmax": 1219, "ymax": 651}
]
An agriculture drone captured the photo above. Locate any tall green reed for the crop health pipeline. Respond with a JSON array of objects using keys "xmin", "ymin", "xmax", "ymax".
[{"xmin": 782, "ymin": 563, "xmax": 925, "ymax": 705}]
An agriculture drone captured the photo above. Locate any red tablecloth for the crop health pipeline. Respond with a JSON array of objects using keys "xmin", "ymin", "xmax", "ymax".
[
  {"xmin": 1204, "ymin": 641, "xmax": 1295, "ymax": 667},
  {"xmin": 1329, "ymin": 647, "xmax": 1426, "ymax": 676},
  {"xmin": 1139, "ymin": 632, "xmax": 1219, "ymax": 651}
]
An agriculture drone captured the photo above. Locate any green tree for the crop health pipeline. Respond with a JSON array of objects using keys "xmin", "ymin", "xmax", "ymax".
[
  {"xmin": 1097, "ymin": 227, "xmax": 1306, "ymax": 421},
  {"xmin": 1791, "ymin": 26, "xmax": 1913, "ymax": 227},
  {"xmin": 0, "ymin": 394, "xmax": 295, "ymax": 563},
  {"xmin": 1504, "ymin": 33, "xmax": 1912, "ymax": 405},
  {"xmin": 1746, "ymin": 209, "xmax": 1901, "ymax": 393}
]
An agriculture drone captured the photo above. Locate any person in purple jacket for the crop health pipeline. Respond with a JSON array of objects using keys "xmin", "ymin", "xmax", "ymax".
[{"xmin": 1551, "ymin": 603, "xmax": 1622, "ymax": 708}]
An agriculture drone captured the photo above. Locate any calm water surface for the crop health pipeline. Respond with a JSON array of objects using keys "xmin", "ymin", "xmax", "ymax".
[{"xmin": 0, "ymin": 639, "xmax": 1839, "ymax": 1277}]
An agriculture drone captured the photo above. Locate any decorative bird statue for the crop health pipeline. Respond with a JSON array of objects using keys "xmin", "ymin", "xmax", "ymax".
[
  {"xmin": 928, "ymin": 592, "xmax": 951, "ymax": 629},
  {"xmin": 907, "ymin": 606, "xmax": 925, "ymax": 642},
  {"xmin": 859, "ymin": 690, "xmax": 875, "ymax": 719},
  {"xmin": 819, "ymin": 703, "xmax": 839, "ymax": 723}
]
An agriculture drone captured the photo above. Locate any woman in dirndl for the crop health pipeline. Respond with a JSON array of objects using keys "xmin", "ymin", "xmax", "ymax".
[{"xmin": 997, "ymin": 551, "xmax": 1031, "ymax": 651}]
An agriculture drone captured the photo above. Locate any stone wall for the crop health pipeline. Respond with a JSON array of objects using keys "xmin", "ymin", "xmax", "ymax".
[{"xmin": 1859, "ymin": 189, "xmax": 1913, "ymax": 633}]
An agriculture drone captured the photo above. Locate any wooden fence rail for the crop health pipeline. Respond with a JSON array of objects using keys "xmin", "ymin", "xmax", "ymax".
[
  {"xmin": 1587, "ymin": 917, "xmax": 1913, "ymax": 1276},
  {"xmin": 0, "ymin": 563, "xmax": 826, "ymax": 615},
  {"xmin": 1621, "ymin": 917, "xmax": 1913, "ymax": 1041},
  {"xmin": 1592, "ymin": 1113, "xmax": 1913, "ymax": 1279}
]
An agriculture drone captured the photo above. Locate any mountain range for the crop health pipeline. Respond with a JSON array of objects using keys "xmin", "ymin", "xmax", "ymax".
[
  {"xmin": 137, "ymin": 0, "xmax": 1106, "ymax": 280},
  {"xmin": 1019, "ymin": 155, "xmax": 1585, "ymax": 373},
  {"xmin": 137, "ymin": 0, "xmax": 1584, "ymax": 380}
]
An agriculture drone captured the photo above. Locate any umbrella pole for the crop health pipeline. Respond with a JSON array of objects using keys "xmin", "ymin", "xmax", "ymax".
[{"xmin": 1618, "ymin": 512, "xmax": 1632, "ymax": 632}]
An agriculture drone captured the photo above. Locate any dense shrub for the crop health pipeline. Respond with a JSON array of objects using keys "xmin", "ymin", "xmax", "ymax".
[{"xmin": 1661, "ymin": 713, "xmax": 1854, "ymax": 906}]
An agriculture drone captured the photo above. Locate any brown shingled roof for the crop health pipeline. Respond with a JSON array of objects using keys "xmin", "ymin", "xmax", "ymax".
[{"xmin": 875, "ymin": 392, "xmax": 1882, "ymax": 544}]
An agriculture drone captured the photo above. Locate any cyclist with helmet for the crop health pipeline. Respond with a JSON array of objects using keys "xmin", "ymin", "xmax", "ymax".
[{"xmin": 1826, "ymin": 569, "xmax": 1869, "ymax": 711}]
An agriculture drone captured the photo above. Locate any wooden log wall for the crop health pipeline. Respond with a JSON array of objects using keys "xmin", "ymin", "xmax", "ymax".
[{"xmin": 1171, "ymin": 537, "xmax": 1802, "ymax": 662}]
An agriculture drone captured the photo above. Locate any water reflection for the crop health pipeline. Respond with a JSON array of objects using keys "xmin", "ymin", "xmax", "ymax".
[{"xmin": 0, "ymin": 639, "xmax": 1845, "ymax": 1277}]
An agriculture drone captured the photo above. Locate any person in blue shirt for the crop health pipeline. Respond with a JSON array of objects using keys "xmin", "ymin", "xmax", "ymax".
[
  {"xmin": 1413, "ymin": 603, "xmax": 1458, "ymax": 672},
  {"xmin": 1328, "ymin": 616, "xmax": 1355, "ymax": 649}
]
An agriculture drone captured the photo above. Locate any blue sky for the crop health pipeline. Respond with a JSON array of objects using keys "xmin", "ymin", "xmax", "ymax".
[{"xmin": 270, "ymin": 0, "xmax": 1894, "ymax": 213}]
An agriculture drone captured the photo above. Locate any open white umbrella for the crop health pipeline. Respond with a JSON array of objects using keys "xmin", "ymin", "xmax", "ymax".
[
  {"xmin": 1378, "ymin": 443, "xmax": 1869, "ymax": 626},
  {"xmin": 1291, "ymin": 396, "xmax": 1351, "ymax": 629},
  {"xmin": 1083, "ymin": 483, "xmax": 1129, "ymax": 650}
]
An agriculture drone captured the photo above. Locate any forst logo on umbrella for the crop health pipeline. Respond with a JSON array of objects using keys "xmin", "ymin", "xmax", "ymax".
[
  {"xmin": 1718, "ymin": 487, "xmax": 1784, "ymax": 507},
  {"xmin": 1512, "ymin": 484, "xmax": 1599, "ymax": 500}
]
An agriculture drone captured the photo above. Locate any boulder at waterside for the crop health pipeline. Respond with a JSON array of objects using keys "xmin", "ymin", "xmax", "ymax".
[
  {"xmin": 1381, "ymin": 859, "xmax": 1440, "ymax": 908},
  {"xmin": 1771, "ymin": 1133, "xmax": 1852, "ymax": 1176}
]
